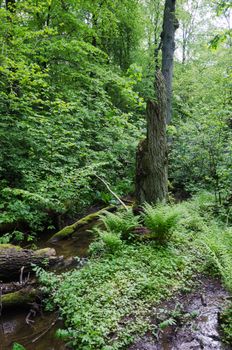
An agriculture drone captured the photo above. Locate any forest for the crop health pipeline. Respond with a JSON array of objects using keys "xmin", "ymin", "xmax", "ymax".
[{"xmin": 0, "ymin": 0, "xmax": 231, "ymax": 349}]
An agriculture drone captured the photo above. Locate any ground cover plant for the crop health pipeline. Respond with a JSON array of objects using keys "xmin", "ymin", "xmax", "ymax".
[
  {"xmin": 220, "ymin": 303, "xmax": 232, "ymax": 344},
  {"xmin": 38, "ymin": 195, "xmax": 232, "ymax": 349}
]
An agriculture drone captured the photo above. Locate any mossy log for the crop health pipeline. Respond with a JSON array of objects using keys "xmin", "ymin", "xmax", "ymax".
[
  {"xmin": 1, "ymin": 287, "xmax": 38, "ymax": 308},
  {"xmin": 48, "ymin": 205, "xmax": 117, "ymax": 242},
  {"xmin": 0, "ymin": 245, "xmax": 58, "ymax": 280},
  {"xmin": 1, "ymin": 279, "xmax": 36, "ymax": 294}
]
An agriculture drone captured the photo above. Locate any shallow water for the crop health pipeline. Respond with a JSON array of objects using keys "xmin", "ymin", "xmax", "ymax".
[
  {"xmin": 1, "ymin": 226, "xmax": 94, "ymax": 350},
  {"xmin": 1, "ymin": 309, "xmax": 66, "ymax": 350},
  {"xmin": 40, "ymin": 225, "xmax": 94, "ymax": 259}
]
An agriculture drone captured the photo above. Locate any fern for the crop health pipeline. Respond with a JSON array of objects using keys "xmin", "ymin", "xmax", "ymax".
[
  {"xmin": 100, "ymin": 209, "xmax": 140, "ymax": 237},
  {"xmin": 198, "ymin": 227, "xmax": 232, "ymax": 290},
  {"xmin": 143, "ymin": 203, "xmax": 180, "ymax": 244}
]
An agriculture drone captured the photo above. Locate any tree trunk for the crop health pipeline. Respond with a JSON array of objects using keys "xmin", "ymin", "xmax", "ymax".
[
  {"xmin": 161, "ymin": 0, "xmax": 178, "ymax": 124},
  {"xmin": 135, "ymin": 0, "xmax": 178, "ymax": 205},
  {"xmin": 0, "ymin": 245, "xmax": 58, "ymax": 280},
  {"xmin": 135, "ymin": 70, "xmax": 168, "ymax": 205}
]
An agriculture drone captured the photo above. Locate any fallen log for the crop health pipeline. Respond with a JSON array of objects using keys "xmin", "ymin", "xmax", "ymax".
[
  {"xmin": 1, "ymin": 287, "xmax": 38, "ymax": 309},
  {"xmin": 48, "ymin": 205, "xmax": 117, "ymax": 242},
  {"xmin": 1, "ymin": 280, "xmax": 36, "ymax": 294},
  {"xmin": 0, "ymin": 244, "xmax": 59, "ymax": 280}
]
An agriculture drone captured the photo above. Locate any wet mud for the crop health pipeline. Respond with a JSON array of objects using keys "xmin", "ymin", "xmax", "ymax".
[{"xmin": 129, "ymin": 277, "xmax": 231, "ymax": 350}]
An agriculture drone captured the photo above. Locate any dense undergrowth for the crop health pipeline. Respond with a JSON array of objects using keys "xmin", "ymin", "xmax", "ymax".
[
  {"xmin": 1, "ymin": 0, "xmax": 231, "ymax": 241},
  {"xmin": 37, "ymin": 193, "xmax": 232, "ymax": 349}
]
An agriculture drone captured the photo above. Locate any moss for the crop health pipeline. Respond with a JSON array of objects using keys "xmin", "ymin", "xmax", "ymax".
[
  {"xmin": 2, "ymin": 288, "xmax": 37, "ymax": 307},
  {"xmin": 49, "ymin": 205, "xmax": 116, "ymax": 242},
  {"xmin": 0, "ymin": 244, "xmax": 22, "ymax": 251},
  {"xmin": 50, "ymin": 225, "xmax": 74, "ymax": 241},
  {"xmin": 34, "ymin": 248, "xmax": 56, "ymax": 257}
]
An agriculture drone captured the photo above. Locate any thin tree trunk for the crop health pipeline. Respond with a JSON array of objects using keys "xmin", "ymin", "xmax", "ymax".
[{"xmin": 161, "ymin": 0, "xmax": 178, "ymax": 124}]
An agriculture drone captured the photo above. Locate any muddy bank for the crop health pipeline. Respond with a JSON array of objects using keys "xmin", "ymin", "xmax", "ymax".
[{"xmin": 129, "ymin": 277, "xmax": 231, "ymax": 350}]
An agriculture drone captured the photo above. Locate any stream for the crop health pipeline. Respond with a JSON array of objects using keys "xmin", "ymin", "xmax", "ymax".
[{"xmin": 1, "ymin": 227, "xmax": 94, "ymax": 350}]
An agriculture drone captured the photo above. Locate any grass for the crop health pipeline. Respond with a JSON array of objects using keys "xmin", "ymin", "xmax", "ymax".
[{"xmin": 38, "ymin": 193, "xmax": 232, "ymax": 350}]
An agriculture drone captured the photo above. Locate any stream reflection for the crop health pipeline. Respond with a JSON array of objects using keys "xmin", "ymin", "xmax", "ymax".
[{"xmin": 1, "ymin": 309, "xmax": 66, "ymax": 350}]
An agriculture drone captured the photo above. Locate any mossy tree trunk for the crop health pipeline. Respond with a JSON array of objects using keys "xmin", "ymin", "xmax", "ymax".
[
  {"xmin": 1, "ymin": 288, "xmax": 38, "ymax": 309},
  {"xmin": 135, "ymin": 71, "xmax": 168, "ymax": 205}
]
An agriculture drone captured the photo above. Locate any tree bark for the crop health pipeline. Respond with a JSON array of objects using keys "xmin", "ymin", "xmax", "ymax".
[
  {"xmin": 135, "ymin": 70, "xmax": 168, "ymax": 205},
  {"xmin": 161, "ymin": 0, "xmax": 178, "ymax": 124},
  {"xmin": 135, "ymin": 0, "xmax": 178, "ymax": 205},
  {"xmin": 0, "ymin": 245, "xmax": 58, "ymax": 280}
]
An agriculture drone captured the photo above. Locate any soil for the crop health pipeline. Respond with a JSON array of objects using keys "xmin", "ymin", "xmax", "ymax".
[{"xmin": 129, "ymin": 277, "xmax": 231, "ymax": 350}]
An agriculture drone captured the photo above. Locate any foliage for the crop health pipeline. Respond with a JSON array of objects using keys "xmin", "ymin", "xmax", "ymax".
[
  {"xmin": 220, "ymin": 303, "xmax": 232, "ymax": 345},
  {"xmin": 89, "ymin": 209, "xmax": 139, "ymax": 255},
  {"xmin": 89, "ymin": 203, "xmax": 179, "ymax": 254},
  {"xmin": 38, "ymin": 194, "xmax": 232, "ymax": 350},
  {"xmin": 101, "ymin": 209, "xmax": 140, "ymax": 239},
  {"xmin": 1, "ymin": 1, "xmax": 231, "ymax": 348},
  {"xmin": 198, "ymin": 227, "xmax": 232, "ymax": 290},
  {"xmin": 38, "ymin": 243, "xmax": 192, "ymax": 350},
  {"xmin": 171, "ymin": 42, "xmax": 232, "ymax": 212},
  {"xmin": 0, "ymin": 230, "xmax": 24, "ymax": 244},
  {"xmin": 0, "ymin": 0, "xmax": 144, "ymax": 236},
  {"xmin": 143, "ymin": 203, "xmax": 180, "ymax": 243},
  {"xmin": 12, "ymin": 344, "xmax": 26, "ymax": 350},
  {"xmin": 173, "ymin": 196, "xmax": 232, "ymax": 291},
  {"xmin": 0, "ymin": 0, "xmax": 231, "ymax": 241},
  {"xmin": 98, "ymin": 230, "xmax": 123, "ymax": 255}
]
